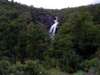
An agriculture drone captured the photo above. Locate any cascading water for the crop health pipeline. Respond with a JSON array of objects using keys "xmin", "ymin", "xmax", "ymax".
[{"xmin": 49, "ymin": 17, "xmax": 59, "ymax": 39}]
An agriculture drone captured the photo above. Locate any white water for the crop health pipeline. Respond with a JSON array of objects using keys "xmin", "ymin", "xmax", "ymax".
[{"xmin": 49, "ymin": 17, "xmax": 59, "ymax": 39}]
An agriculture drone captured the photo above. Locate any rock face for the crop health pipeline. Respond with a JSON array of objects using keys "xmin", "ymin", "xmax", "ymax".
[
  {"xmin": 38, "ymin": 14, "xmax": 55, "ymax": 29},
  {"xmin": 31, "ymin": 9, "xmax": 55, "ymax": 30}
]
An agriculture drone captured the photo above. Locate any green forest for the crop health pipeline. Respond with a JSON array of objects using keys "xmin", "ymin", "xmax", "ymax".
[{"xmin": 0, "ymin": 0, "xmax": 100, "ymax": 75}]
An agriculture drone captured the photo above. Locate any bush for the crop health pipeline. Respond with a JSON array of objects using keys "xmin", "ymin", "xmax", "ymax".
[
  {"xmin": 73, "ymin": 70, "xmax": 86, "ymax": 75},
  {"xmin": 0, "ymin": 60, "xmax": 10, "ymax": 75},
  {"xmin": 80, "ymin": 58, "xmax": 98, "ymax": 71},
  {"xmin": 96, "ymin": 60, "xmax": 100, "ymax": 75},
  {"xmin": 0, "ymin": 60, "xmax": 48, "ymax": 75}
]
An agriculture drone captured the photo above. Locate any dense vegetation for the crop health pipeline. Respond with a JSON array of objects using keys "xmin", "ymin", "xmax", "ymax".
[{"xmin": 0, "ymin": 1, "xmax": 100, "ymax": 75}]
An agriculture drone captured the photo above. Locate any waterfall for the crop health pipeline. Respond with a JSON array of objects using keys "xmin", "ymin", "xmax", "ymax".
[{"xmin": 49, "ymin": 17, "xmax": 59, "ymax": 39}]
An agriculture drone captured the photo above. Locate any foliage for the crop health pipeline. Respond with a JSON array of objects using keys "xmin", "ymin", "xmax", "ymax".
[
  {"xmin": 80, "ymin": 58, "xmax": 98, "ymax": 71},
  {"xmin": 0, "ymin": 60, "xmax": 48, "ymax": 75},
  {"xmin": 0, "ymin": 1, "xmax": 100, "ymax": 74},
  {"xmin": 73, "ymin": 70, "xmax": 86, "ymax": 75}
]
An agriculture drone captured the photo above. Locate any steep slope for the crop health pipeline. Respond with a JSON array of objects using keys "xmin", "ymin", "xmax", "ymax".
[{"xmin": 0, "ymin": 1, "xmax": 100, "ymax": 74}]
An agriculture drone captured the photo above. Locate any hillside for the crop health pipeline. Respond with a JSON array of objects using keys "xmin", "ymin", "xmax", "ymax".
[{"xmin": 0, "ymin": 1, "xmax": 100, "ymax": 75}]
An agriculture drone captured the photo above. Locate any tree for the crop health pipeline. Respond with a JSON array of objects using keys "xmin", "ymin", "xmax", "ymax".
[
  {"xmin": 45, "ymin": 11, "xmax": 100, "ymax": 72},
  {"xmin": 0, "ymin": 0, "xmax": 8, "ymax": 3},
  {"xmin": 69, "ymin": 11, "xmax": 99, "ymax": 58}
]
